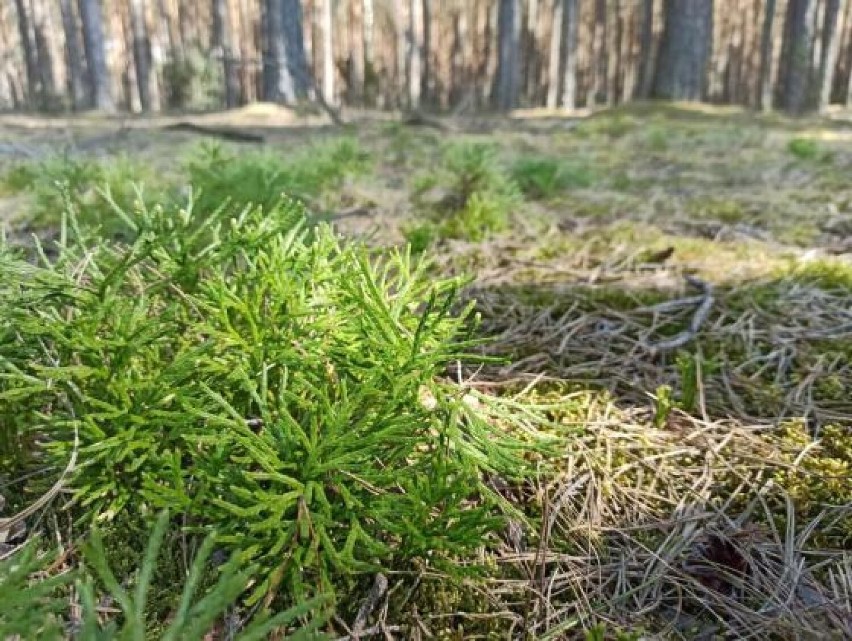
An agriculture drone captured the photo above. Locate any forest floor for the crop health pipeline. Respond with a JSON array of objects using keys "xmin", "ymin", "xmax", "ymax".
[{"xmin": 1, "ymin": 103, "xmax": 851, "ymax": 639}]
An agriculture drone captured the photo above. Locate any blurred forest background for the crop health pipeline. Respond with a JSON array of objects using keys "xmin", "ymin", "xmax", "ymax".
[{"xmin": 3, "ymin": 0, "xmax": 852, "ymax": 117}]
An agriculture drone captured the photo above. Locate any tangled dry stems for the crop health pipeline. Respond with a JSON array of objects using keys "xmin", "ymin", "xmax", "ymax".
[{"xmin": 414, "ymin": 233, "xmax": 852, "ymax": 638}]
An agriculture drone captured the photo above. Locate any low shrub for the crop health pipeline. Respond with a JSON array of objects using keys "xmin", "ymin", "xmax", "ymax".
[
  {"xmin": 184, "ymin": 138, "xmax": 370, "ymax": 214},
  {"xmin": 0, "ymin": 155, "xmax": 174, "ymax": 240},
  {"xmin": 411, "ymin": 142, "xmax": 520, "ymax": 242},
  {"xmin": 0, "ymin": 191, "xmax": 532, "ymax": 612},
  {"xmin": 0, "ymin": 511, "xmax": 326, "ymax": 639},
  {"xmin": 510, "ymin": 156, "xmax": 596, "ymax": 198}
]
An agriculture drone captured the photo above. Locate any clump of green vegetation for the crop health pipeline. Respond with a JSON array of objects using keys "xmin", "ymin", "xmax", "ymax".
[
  {"xmin": 185, "ymin": 138, "xmax": 369, "ymax": 214},
  {"xmin": 402, "ymin": 221, "xmax": 439, "ymax": 253},
  {"xmin": 772, "ymin": 422, "xmax": 852, "ymax": 546},
  {"xmin": 0, "ymin": 162, "xmax": 41, "ymax": 194},
  {"xmin": 411, "ymin": 142, "xmax": 520, "ymax": 242},
  {"xmin": 688, "ymin": 196, "xmax": 749, "ymax": 223},
  {"xmin": 576, "ymin": 113, "xmax": 637, "ymax": 139},
  {"xmin": 0, "ymin": 511, "xmax": 326, "ymax": 638},
  {"xmin": 787, "ymin": 137, "xmax": 821, "ymax": 160},
  {"xmin": 0, "ymin": 154, "xmax": 174, "ymax": 239},
  {"xmin": 0, "ymin": 192, "xmax": 533, "ymax": 613},
  {"xmin": 510, "ymin": 156, "xmax": 596, "ymax": 198},
  {"xmin": 786, "ymin": 257, "xmax": 852, "ymax": 290}
]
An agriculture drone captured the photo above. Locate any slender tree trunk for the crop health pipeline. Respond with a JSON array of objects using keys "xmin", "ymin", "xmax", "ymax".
[
  {"xmin": 78, "ymin": 0, "xmax": 114, "ymax": 111},
  {"xmin": 493, "ymin": 0, "xmax": 520, "ymax": 110},
  {"xmin": 30, "ymin": 0, "xmax": 56, "ymax": 107},
  {"xmin": 263, "ymin": 0, "xmax": 296, "ymax": 103},
  {"xmin": 283, "ymin": 0, "xmax": 309, "ymax": 99},
  {"xmin": 129, "ymin": 0, "xmax": 151, "ymax": 111},
  {"xmin": 817, "ymin": 0, "xmax": 846, "ymax": 112},
  {"xmin": 348, "ymin": 0, "xmax": 364, "ymax": 104},
  {"xmin": 758, "ymin": 0, "xmax": 777, "ymax": 110},
  {"xmin": 780, "ymin": 0, "xmax": 817, "ymax": 113},
  {"xmin": 421, "ymin": 0, "xmax": 432, "ymax": 104},
  {"xmin": 363, "ymin": 0, "xmax": 375, "ymax": 104},
  {"xmin": 587, "ymin": 0, "xmax": 608, "ymax": 105},
  {"xmin": 450, "ymin": 8, "xmax": 468, "ymax": 106},
  {"xmin": 407, "ymin": 0, "xmax": 423, "ymax": 108},
  {"xmin": 392, "ymin": 0, "xmax": 406, "ymax": 106},
  {"xmin": 546, "ymin": 0, "xmax": 564, "ymax": 108},
  {"xmin": 59, "ymin": 0, "xmax": 87, "ymax": 109},
  {"xmin": 320, "ymin": 0, "xmax": 335, "ymax": 104},
  {"xmin": 212, "ymin": 0, "xmax": 239, "ymax": 108},
  {"xmin": 13, "ymin": 0, "xmax": 40, "ymax": 107},
  {"xmin": 652, "ymin": 0, "xmax": 713, "ymax": 101},
  {"xmin": 637, "ymin": 0, "xmax": 655, "ymax": 98},
  {"xmin": 561, "ymin": 0, "xmax": 580, "ymax": 110}
]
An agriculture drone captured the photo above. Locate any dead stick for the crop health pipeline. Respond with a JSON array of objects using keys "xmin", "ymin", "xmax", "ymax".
[
  {"xmin": 644, "ymin": 275, "xmax": 715, "ymax": 354},
  {"xmin": 350, "ymin": 573, "xmax": 388, "ymax": 638}
]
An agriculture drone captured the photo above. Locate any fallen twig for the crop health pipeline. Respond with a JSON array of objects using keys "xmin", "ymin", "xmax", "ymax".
[
  {"xmin": 643, "ymin": 274, "xmax": 715, "ymax": 354},
  {"xmin": 350, "ymin": 573, "xmax": 389, "ymax": 639}
]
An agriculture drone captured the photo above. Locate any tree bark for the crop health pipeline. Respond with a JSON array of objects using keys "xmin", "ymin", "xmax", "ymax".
[
  {"xmin": 59, "ymin": 0, "xmax": 87, "ymax": 109},
  {"xmin": 493, "ymin": 0, "xmax": 520, "ymax": 110},
  {"xmin": 546, "ymin": 0, "xmax": 563, "ymax": 108},
  {"xmin": 407, "ymin": 0, "xmax": 423, "ymax": 108},
  {"xmin": 129, "ymin": 0, "xmax": 151, "ymax": 111},
  {"xmin": 263, "ymin": 0, "xmax": 299, "ymax": 103},
  {"xmin": 13, "ymin": 0, "xmax": 40, "ymax": 107},
  {"xmin": 817, "ymin": 0, "xmax": 846, "ymax": 112},
  {"xmin": 78, "ymin": 0, "xmax": 114, "ymax": 111},
  {"xmin": 780, "ymin": 0, "xmax": 817, "ymax": 113},
  {"xmin": 652, "ymin": 0, "xmax": 713, "ymax": 101},
  {"xmin": 212, "ymin": 0, "xmax": 239, "ymax": 108},
  {"xmin": 283, "ymin": 0, "xmax": 309, "ymax": 99},
  {"xmin": 30, "ymin": 0, "xmax": 57, "ymax": 107},
  {"xmin": 421, "ymin": 0, "xmax": 432, "ymax": 105},
  {"xmin": 587, "ymin": 0, "xmax": 608, "ymax": 106},
  {"xmin": 637, "ymin": 0, "xmax": 655, "ymax": 98},
  {"xmin": 560, "ymin": 0, "xmax": 580, "ymax": 110},
  {"xmin": 363, "ymin": 0, "xmax": 375, "ymax": 104},
  {"xmin": 320, "ymin": 0, "xmax": 335, "ymax": 104},
  {"xmin": 758, "ymin": 0, "xmax": 777, "ymax": 110}
]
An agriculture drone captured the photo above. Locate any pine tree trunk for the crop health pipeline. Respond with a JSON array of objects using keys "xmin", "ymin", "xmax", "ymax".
[
  {"xmin": 493, "ymin": 0, "xmax": 520, "ymax": 110},
  {"xmin": 652, "ymin": 0, "xmax": 713, "ymax": 101},
  {"xmin": 407, "ymin": 0, "xmax": 423, "ymax": 108},
  {"xmin": 30, "ymin": 0, "xmax": 57, "ymax": 107},
  {"xmin": 392, "ymin": 0, "xmax": 405, "ymax": 106},
  {"xmin": 283, "ymin": 0, "xmax": 309, "ymax": 99},
  {"xmin": 129, "ymin": 0, "xmax": 151, "ymax": 111},
  {"xmin": 561, "ymin": 0, "xmax": 580, "ymax": 110},
  {"xmin": 263, "ymin": 0, "xmax": 295, "ymax": 103},
  {"xmin": 546, "ymin": 0, "xmax": 564, "ymax": 108},
  {"xmin": 13, "ymin": 0, "xmax": 40, "ymax": 107},
  {"xmin": 637, "ymin": 0, "xmax": 655, "ymax": 98},
  {"xmin": 363, "ymin": 0, "xmax": 375, "ymax": 104},
  {"xmin": 817, "ymin": 0, "xmax": 846, "ymax": 112},
  {"xmin": 587, "ymin": 0, "xmax": 608, "ymax": 105},
  {"xmin": 78, "ymin": 0, "xmax": 114, "ymax": 111},
  {"xmin": 320, "ymin": 0, "xmax": 335, "ymax": 104},
  {"xmin": 421, "ymin": 0, "xmax": 432, "ymax": 105},
  {"xmin": 212, "ymin": 0, "xmax": 239, "ymax": 108},
  {"xmin": 59, "ymin": 0, "xmax": 87, "ymax": 109},
  {"xmin": 450, "ymin": 8, "xmax": 468, "ymax": 106},
  {"xmin": 758, "ymin": 0, "xmax": 776, "ymax": 110},
  {"xmin": 780, "ymin": 0, "xmax": 817, "ymax": 113}
]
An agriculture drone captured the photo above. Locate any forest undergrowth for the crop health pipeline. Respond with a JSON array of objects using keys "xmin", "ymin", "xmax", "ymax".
[{"xmin": 0, "ymin": 104, "xmax": 850, "ymax": 639}]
